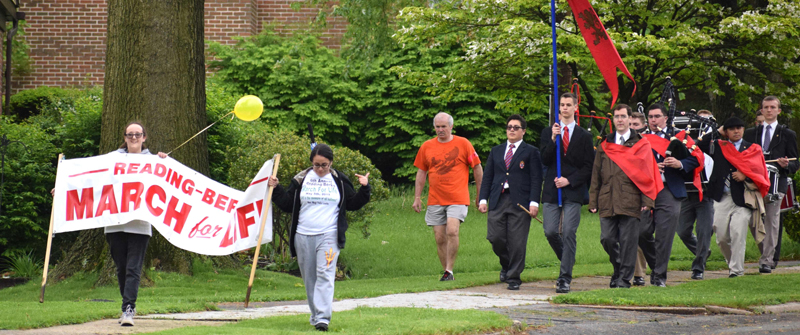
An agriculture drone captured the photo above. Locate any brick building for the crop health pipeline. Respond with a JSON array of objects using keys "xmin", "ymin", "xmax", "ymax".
[{"xmin": 10, "ymin": 0, "xmax": 347, "ymax": 93}]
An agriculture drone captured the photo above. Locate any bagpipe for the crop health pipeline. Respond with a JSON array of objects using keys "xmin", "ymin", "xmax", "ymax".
[
  {"xmin": 568, "ymin": 79, "xmax": 615, "ymax": 148},
  {"xmin": 641, "ymin": 77, "xmax": 722, "ymax": 161}
]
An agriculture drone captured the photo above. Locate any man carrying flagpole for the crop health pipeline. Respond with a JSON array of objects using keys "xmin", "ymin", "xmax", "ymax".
[{"xmin": 539, "ymin": 93, "xmax": 594, "ymax": 293}]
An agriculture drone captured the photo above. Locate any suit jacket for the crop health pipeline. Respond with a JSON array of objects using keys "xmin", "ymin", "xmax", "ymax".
[
  {"xmin": 697, "ymin": 137, "xmax": 750, "ymax": 207},
  {"xmin": 539, "ymin": 124, "xmax": 594, "ymax": 204},
  {"xmin": 588, "ymin": 132, "xmax": 654, "ymax": 218},
  {"xmin": 651, "ymin": 140, "xmax": 699, "ymax": 199},
  {"xmin": 743, "ymin": 124, "xmax": 799, "ymax": 194},
  {"xmin": 479, "ymin": 141, "xmax": 543, "ymax": 211}
]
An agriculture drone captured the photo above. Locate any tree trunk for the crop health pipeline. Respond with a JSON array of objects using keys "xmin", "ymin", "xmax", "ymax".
[{"xmin": 53, "ymin": 0, "xmax": 209, "ymax": 284}]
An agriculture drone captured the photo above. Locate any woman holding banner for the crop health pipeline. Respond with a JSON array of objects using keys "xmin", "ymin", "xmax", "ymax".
[
  {"xmin": 268, "ymin": 144, "xmax": 371, "ymax": 332},
  {"xmin": 106, "ymin": 122, "xmax": 166, "ymax": 326}
]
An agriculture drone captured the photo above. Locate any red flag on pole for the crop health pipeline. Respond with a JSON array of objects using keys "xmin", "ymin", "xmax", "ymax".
[{"xmin": 567, "ymin": 0, "xmax": 636, "ymax": 107}]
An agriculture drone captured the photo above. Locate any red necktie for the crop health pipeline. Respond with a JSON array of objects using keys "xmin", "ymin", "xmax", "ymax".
[
  {"xmin": 504, "ymin": 143, "xmax": 515, "ymax": 169},
  {"xmin": 563, "ymin": 126, "xmax": 570, "ymax": 152}
]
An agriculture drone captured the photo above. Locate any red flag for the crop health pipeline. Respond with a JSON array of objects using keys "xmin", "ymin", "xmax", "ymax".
[
  {"xmin": 719, "ymin": 141, "xmax": 770, "ymax": 197},
  {"xmin": 642, "ymin": 134, "xmax": 669, "ymax": 156},
  {"xmin": 644, "ymin": 132, "xmax": 706, "ymax": 200},
  {"xmin": 601, "ymin": 138, "xmax": 663, "ymax": 201},
  {"xmin": 675, "ymin": 132, "xmax": 706, "ymax": 201},
  {"xmin": 567, "ymin": 0, "xmax": 636, "ymax": 106}
]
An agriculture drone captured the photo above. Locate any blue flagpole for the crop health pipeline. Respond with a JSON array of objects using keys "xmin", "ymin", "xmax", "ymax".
[{"xmin": 551, "ymin": 0, "xmax": 562, "ymax": 207}]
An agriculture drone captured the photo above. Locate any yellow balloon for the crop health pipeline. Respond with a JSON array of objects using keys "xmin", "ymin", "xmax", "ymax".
[{"xmin": 233, "ymin": 95, "xmax": 264, "ymax": 121}]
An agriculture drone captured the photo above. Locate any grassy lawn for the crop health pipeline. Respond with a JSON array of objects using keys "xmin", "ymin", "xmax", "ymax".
[
  {"xmin": 2, "ymin": 185, "xmax": 800, "ymax": 329},
  {"xmin": 153, "ymin": 307, "xmax": 512, "ymax": 335},
  {"xmin": 552, "ymin": 272, "xmax": 800, "ymax": 309}
]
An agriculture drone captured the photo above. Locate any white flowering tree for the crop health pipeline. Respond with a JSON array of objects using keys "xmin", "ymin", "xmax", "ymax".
[{"xmin": 393, "ymin": 0, "xmax": 800, "ymax": 116}]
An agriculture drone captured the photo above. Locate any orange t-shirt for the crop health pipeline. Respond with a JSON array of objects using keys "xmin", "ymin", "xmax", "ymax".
[{"xmin": 414, "ymin": 135, "xmax": 481, "ymax": 206}]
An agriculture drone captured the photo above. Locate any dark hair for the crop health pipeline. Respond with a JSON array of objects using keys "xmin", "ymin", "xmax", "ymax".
[
  {"xmin": 118, "ymin": 121, "xmax": 148, "ymax": 150},
  {"xmin": 310, "ymin": 143, "xmax": 334, "ymax": 162},
  {"xmin": 631, "ymin": 112, "xmax": 645, "ymax": 123},
  {"xmin": 506, "ymin": 114, "xmax": 527, "ymax": 129},
  {"xmin": 763, "ymin": 95, "xmax": 781, "ymax": 106},
  {"xmin": 560, "ymin": 92, "xmax": 578, "ymax": 105},
  {"xmin": 612, "ymin": 104, "xmax": 632, "ymax": 116},
  {"xmin": 647, "ymin": 103, "xmax": 665, "ymax": 116},
  {"xmin": 756, "ymin": 109, "xmax": 763, "ymax": 116}
]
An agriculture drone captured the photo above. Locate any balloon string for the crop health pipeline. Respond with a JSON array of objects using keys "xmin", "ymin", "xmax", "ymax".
[{"xmin": 167, "ymin": 111, "xmax": 235, "ymax": 155}]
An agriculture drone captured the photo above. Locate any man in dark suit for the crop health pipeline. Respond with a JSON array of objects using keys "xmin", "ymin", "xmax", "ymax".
[
  {"xmin": 698, "ymin": 117, "xmax": 764, "ymax": 277},
  {"xmin": 676, "ymin": 109, "xmax": 716, "ymax": 281},
  {"xmin": 639, "ymin": 104, "xmax": 699, "ymax": 287},
  {"xmin": 538, "ymin": 93, "xmax": 594, "ymax": 293},
  {"xmin": 743, "ymin": 96, "xmax": 799, "ymax": 273},
  {"xmin": 479, "ymin": 114, "xmax": 543, "ymax": 290}
]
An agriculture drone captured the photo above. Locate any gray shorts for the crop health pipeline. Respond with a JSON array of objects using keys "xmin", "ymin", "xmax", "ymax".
[{"xmin": 425, "ymin": 205, "xmax": 468, "ymax": 226}]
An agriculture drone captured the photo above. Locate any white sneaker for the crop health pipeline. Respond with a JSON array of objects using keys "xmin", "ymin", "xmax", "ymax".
[{"xmin": 120, "ymin": 306, "xmax": 135, "ymax": 327}]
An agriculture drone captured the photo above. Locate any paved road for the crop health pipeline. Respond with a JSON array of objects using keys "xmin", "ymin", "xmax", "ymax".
[{"xmin": 492, "ymin": 305, "xmax": 800, "ymax": 334}]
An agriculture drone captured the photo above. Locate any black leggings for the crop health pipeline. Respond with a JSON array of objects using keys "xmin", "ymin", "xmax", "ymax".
[{"xmin": 106, "ymin": 232, "xmax": 150, "ymax": 312}]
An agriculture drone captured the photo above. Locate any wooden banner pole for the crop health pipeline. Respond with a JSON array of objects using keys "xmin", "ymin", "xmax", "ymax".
[
  {"xmin": 245, "ymin": 154, "xmax": 281, "ymax": 308},
  {"xmin": 40, "ymin": 153, "xmax": 63, "ymax": 303},
  {"xmin": 765, "ymin": 157, "xmax": 797, "ymax": 164}
]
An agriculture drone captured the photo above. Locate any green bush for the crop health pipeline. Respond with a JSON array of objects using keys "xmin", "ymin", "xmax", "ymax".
[
  {"xmin": 227, "ymin": 130, "xmax": 389, "ymax": 266},
  {"xmin": 208, "ymin": 30, "xmax": 361, "ymax": 148},
  {"xmin": 0, "ymin": 116, "xmax": 59, "ymax": 256},
  {"xmin": 1, "ymin": 250, "xmax": 42, "ymax": 278},
  {"xmin": 6, "ymin": 86, "xmax": 74, "ymax": 120},
  {"xmin": 209, "ymin": 28, "xmax": 543, "ymax": 181}
]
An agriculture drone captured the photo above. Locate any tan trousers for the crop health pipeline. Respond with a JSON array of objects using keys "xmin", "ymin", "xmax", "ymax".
[
  {"xmin": 634, "ymin": 247, "xmax": 647, "ymax": 277},
  {"xmin": 713, "ymin": 194, "xmax": 752, "ymax": 276},
  {"xmin": 759, "ymin": 193, "xmax": 784, "ymax": 267}
]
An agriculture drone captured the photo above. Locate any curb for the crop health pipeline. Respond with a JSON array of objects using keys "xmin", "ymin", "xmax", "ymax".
[
  {"xmin": 761, "ymin": 302, "xmax": 800, "ymax": 314},
  {"xmin": 552, "ymin": 304, "xmax": 707, "ymax": 315},
  {"xmin": 553, "ymin": 303, "xmax": 762, "ymax": 316},
  {"xmin": 704, "ymin": 305, "xmax": 753, "ymax": 315}
]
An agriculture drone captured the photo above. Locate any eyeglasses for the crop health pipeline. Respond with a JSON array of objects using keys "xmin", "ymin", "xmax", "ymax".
[
  {"xmin": 647, "ymin": 114, "xmax": 664, "ymax": 119},
  {"xmin": 313, "ymin": 163, "xmax": 330, "ymax": 169},
  {"xmin": 506, "ymin": 125, "xmax": 524, "ymax": 131},
  {"xmin": 124, "ymin": 133, "xmax": 144, "ymax": 139}
]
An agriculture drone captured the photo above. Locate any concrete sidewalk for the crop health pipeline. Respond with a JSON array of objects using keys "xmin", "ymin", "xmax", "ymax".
[{"xmin": 5, "ymin": 262, "xmax": 800, "ymax": 334}]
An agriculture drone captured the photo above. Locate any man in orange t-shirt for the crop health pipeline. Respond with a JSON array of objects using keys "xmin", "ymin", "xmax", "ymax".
[{"xmin": 413, "ymin": 112, "xmax": 483, "ymax": 281}]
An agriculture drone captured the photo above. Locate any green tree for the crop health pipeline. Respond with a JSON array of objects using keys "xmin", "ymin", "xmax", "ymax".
[
  {"xmin": 393, "ymin": 0, "xmax": 800, "ymax": 118},
  {"xmin": 53, "ymin": 0, "xmax": 209, "ymax": 283}
]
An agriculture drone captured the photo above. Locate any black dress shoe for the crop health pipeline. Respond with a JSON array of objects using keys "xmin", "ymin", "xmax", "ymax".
[
  {"xmin": 556, "ymin": 280, "xmax": 570, "ymax": 293},
  {"xmin": 499, "ymin": 271, "xmax": 508, "ymax": 283},
  {"xmin": 728, "ymin": 273, "xmax": 739, "ymax": 278},
  {"xmin": 609, "ymin": 279, "xmax": 618, "ymax": 288},
  {"xmin": 653, "ymin": 279, "xmax": 666, "ymax": 287},
  {"xmin": 507, "ymin": 282, "xmax": 520, "ymax": 290},
  {"xmin": 315, "ymin": 323, "xmax": 328, "ymax": 332},
  {"xmin": 691, "ymin": 271, "xmax": 704, "ymax": 280},
  {"xmin": 632, "ymin": 276, "xmax": 645, "ymax": 286},
  {"xmin": 759, "ymin": 264, "xmax": 772, "ymax": 274}
]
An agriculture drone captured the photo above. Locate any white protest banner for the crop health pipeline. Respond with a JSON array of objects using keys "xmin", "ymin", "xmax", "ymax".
[{"xmin": 52, "ymin": 153, "xmax": 274, "ymax": 256}]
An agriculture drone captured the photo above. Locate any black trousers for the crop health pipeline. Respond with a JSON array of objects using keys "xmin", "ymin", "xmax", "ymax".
[
  {"xmin": 487, "ymin": 192, "xmax": 532, "ymax": 285},
  {"xmin": 600, "ymin": 215, "xmax": 640, "ymax": 288},
  {"xmin": 677, "ymin": 196, "xmax": 714, "ymax": 273},
  {"xmin": 106, "ymin": 232, "xmax": 150, "ymax": 312},
  {"xmin": 639, "ymin": 188, "xmax": 682, "ymax": 282}
]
